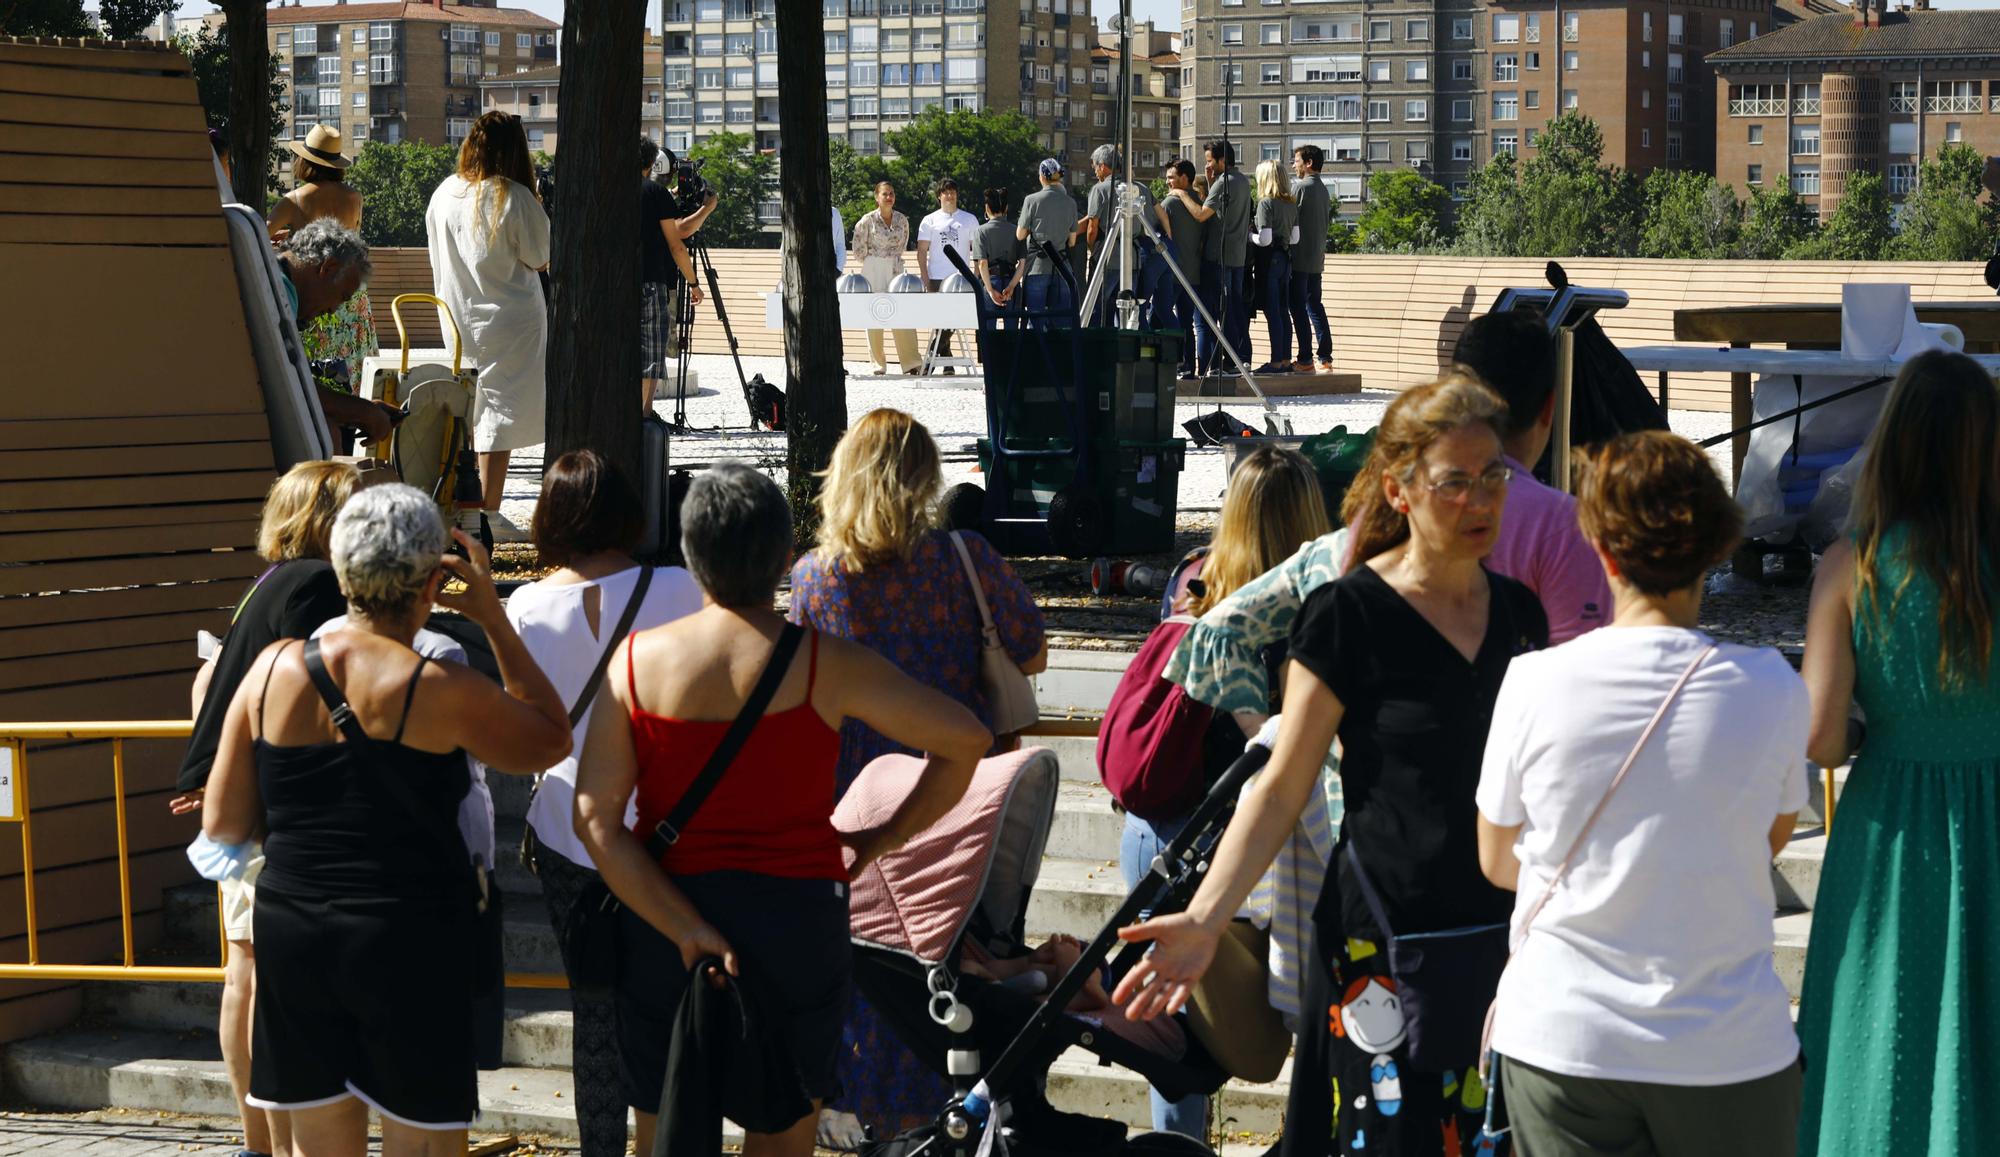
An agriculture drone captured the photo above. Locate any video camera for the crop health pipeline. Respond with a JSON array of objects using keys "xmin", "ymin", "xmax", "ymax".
[{"xmin": 661, "ymin": 149, "xmax": 711, "ymax": 222}]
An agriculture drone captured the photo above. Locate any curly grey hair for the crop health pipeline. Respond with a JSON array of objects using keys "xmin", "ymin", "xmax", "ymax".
[
  {"xmin": 1091, "ymin": 144, "xmax": 1123, "ymax": 173},
  {"xmin": 284, "ymin": 218, "xmax": 372, "ymax": 283},
  {"xmin": 681, "ymin": 461, "xmax": 792, "ymax": 608},
  {"xmin": 330, "ymin": 483, "xmax": 445, "ymax": 618}
]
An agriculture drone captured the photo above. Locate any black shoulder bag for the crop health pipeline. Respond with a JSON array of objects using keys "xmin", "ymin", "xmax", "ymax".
[
  {"xmin": 520, "ymin": 566, "xmax": 655, "ymax": 875},
  {"xmin": 559, "ymin": 623, "xmax": 806, "ymax": 996}
]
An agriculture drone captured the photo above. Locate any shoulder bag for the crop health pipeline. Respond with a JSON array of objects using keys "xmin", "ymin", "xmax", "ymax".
[
  {"xmin": 1472, "ymin": 644, "xmax": 1715, "ymax": 1149},
  {"xmin": 559, "ymin": 623, "xmax": 806, "ymax": 996},
  {"xmin": 948, "ymin": 530, "xmax": 1040, "ymax": 737},
  {"xmin": 520, "ymin": 566, "xmax": 655, "ymax": 874}
]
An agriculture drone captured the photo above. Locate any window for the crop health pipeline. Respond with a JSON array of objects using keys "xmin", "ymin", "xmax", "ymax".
[
  {"xmin": 1452, "ymin": 99, "xmax": 1473, "ymax": 122},
  {"xmin": 1260, "ymin": 101, "xmax": 1283, "ymax": 124},
  {"xmin": 1747, "ymin": 164, "xmax": 1763, "ymax": 186},
  {"xmin": 666, "ymin": 98, "xmax": 693, "ymax": 120},
  {"xmin": 1890, "ymin": 81, "xmax": 1918, "ymax": 112},
  {"xmin": 1642, "ymin": 89, "xmax": 1651, "ymax": 109},
  {"xmin": 1367, "ymin": 100, "xmax": 1389, "ymax": 122},
  {"xmin": 1667, "ymin": 12, "xmax": 1683, "ymax": 44},
  {"xmin": 822, "ymin": 63, "xmax": 843, "ymax": 87},
  {"xmin": 1494, "ymin": 130, "xmax": 1518, "ymax": 155},
  {"xmin": 518, "ymin": 33, "xmax": 532, "ymax": 50},
  {"xmin": 1791, "ymin": 125, "xmax": 1819, "ymax": 155},
  {"xmin": 851, "ymin": 23, "xmax": 877, "ymax": 50},
  {"xmin": 1406, "ymin": 59, "xmax": 1429, "ymax": 82},
  {"xmin": 1793, "ymin": 82, "xmax": 1821, "ymax": 114},
  {"xmin": 1640, "ymin": 128, "xmax": 1650, "ymax": 148},
  {"xmin": 1525, "ymin": 90, "xmax": 1539, "ymax": 110},
  {"xmin": 448, "ymin": 117, "xmax": 473, "ymax": 139},
  {"xmin": 1405, "ymin": 99, "xmax": 1427, "ymax": 121},
  {"xmin": 1367, "ymin": 60, "xmax": 1389, "ymax": 83},
  {"xmin": 947, "ymin": 21, "xmax": 982, "ymax": 45},
  {"xmin": 1260, "ymin": 142, "xmax": 1280, "ymax": 162},
  {"xmin": 1526, "ymin": 51, "xmax": 1541, "ymax": 70},
  {"xmin": 1332, "ymin": 134, "xmax": 1362, "ymax": 161},
  {"xmin": 1225, "ymin": 63, "xmax": 1245, "ymax": 85},
  {"xmin": 1563, "ymin": 12, "xmax": 1579, "ymax": 41},
  {"xmin": 700, "ymin": 67, "xmax": 723, "ymax": 88},
  {"xmin": 484, "ymin": 30, "xmax": 500, "ymax": 49},
  {"xmin": 1947, "ymin": 121, "xmax": 1964, "ymax": 143},
  {"xmin": 1926, "ymin": 80, "xmax": 1981, "ymax": 113},
  {"xmin": 1562, "ymin": 89, "xmax": 1578, "ymax": 110},
  {"xmin": 945, "ymin": 58, "xmax": 982, "ymax": 82},
  {"xmin": 351, "ymin": 27, "xmax": 365, "ymax": 46},
  {"xmin": 727, "ymin": 103, "xmax": 753, "ymax": 123},
  {"xmin": 726, "ymin": 66, "xmax": 752, "ymax": 87},
  {"xmin": 352, "ymin": 89, "xmax": 367, "ymax": 107},
  {"xmin": 1749, "ymin": 21, "xmax": 1758, "ymax": 37},
  {"xmin": 275, "ymin": 30, "xmax": 290, "ymax": 49},
  {"xmin": 1525, "ymin": 128, "xmax": 1539, "ymax": 147},
  {"xmin": 1262, "ymin": 63, "xmax": 1282, "ymax": 84},
  {"xmin": 1888, "ymin": 162, "xmax": 1917, "ymax": 195},
  {"xmin": 1295, "ymin": 17, "xmax": 1361, "ymax": 42},
  {"xmin": 1222, "ymin": 102, "xmax": 1242, "ymax": 124},
  {"xmin": 1366, "ymin": 139, "xmax": 1390, "ymax": 162},
  {"xmin": 1494, "ymin": 55, "xmax": 1517, "ymax": 82},
  {"xmin": 1294, "ymin": 94, "xmax": 1360, "ymax": 122},
  {"xmin": 318, "ymin": 56, "xmax": 341, "ymax": 81},
  {"xmin": 1667, "ymin": 53, "xmax": 1684, "ymax": 84},
  {"xmin": 1642, "ymin": 11, "xmax": 1653, "ymax": 41},
  {"xmin": 1666, "ymin": 92, "xmax": 1682, "ymax": 123},
  {"xmin": 353, "ymin": 57, "xmax": 366, "ymax": 76},
  {"xmin": 1642, "ymin": 50, "xmax": 1651, "ymax": 68},
  {"xmin": 1748, "ymin": 124, "xmax": 1763, "ymax": 145},
  {"xmin": 1666, "ymin": 133, "xmax": 1683, "ymax": 162},
  {"xmin": 1451, "ymin": 138, "xmax": 1472, "ymax": 162},
  {"xmin": 1525, "ymin": 13, "xmax": 1541, "ymax": 42},
  {"xmin": 1720, "ymin": 19, "xmax": 1735, "ymax": 47},
  {"xmin": 851, "ymin": 95, "xmax": 878, "ymax": 115},
  {"xmin": 825, "ymin": 29, "xmax": 847, "ymax": 51},
  {"xmin": 1451, "ymin": 181, "xmax": 1471, "ymax": 200},
  {"xmin": 1332, "ymin": 175, "xmax": 1363, "ymax": 202},
  {"xmin": 1452, "ymin": 60, "xmax": 1473, "ymax": 81},
  {"xmin": 1407, "ymin": 19, "xmax": 1429, "ymax": 41},
  {"xmin": 1890, "ymin": 121, "xmax": 1917, "ymax": 154},
  {"xmin": 695, "ymin": 33, "xmax": 722, "ymax": 55},
  {"xmin": 1452, "ymin": 17, "xmax": 1472, "ymax": 40},
  {"xmin": 1222, "ymin": 23, "xmax": 1243, "ymax": 44},
  {"xmin": 1494, "ymin": 92, "xmax": 1521, "ymax": 122},
  {"xmin": 293, "ymin": 27, "xmax": 316, "ymax": 53},
  {"xmin": 1791, "ymin": 167, "xmax": 1819, "ymax": 194},
  {"xmin": 1493, "ymin": 14, "xmax": 1519, "ymax": 43},
  {"xmin": 1261, "ymin": 22, "xmax": 1282, "ymax": 44},
  {"xmin": 1406, "ymin": 140, "xmax": 1429, "ymax": 162},
  {"xmin": 1731, "ymin": 83, "xmax": 1781, "ymax": 115},
  {"xmin": 850, "ymin": 62, "xmax": 877, "ymax": 86},
  {"xmin": 697, "ymin": 103, "xmax": 722, "ymax": 123},
  {"xmin": 1368, "ymin": 20, "xmax": 1391, "ymax": 41},
  {"xmin": 1563, "ymin": 51, "xmax": 1579, "ymax": 71},
  {"xmin": 850, "ymin": 128, "xmax": 879, "ymax": 152}
]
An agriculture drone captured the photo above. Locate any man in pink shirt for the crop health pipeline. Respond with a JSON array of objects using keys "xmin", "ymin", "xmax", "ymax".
[{"xmin": 1446, "ymin": 311, "xmax": 1612, "ymax": 643}]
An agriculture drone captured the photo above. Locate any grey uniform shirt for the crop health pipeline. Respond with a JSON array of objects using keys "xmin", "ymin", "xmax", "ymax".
[
  {"xmin": 1161, "ymin": 193, "xmax": 1203, "ymax": 288},
  {"xmin": 1291, "ymin": 177, "xmax": 1331, "ymax": 275},
  {"xmin": 1256, "ymin": 198, "xmax": 1299, "ymax": 258},
  {"xmin": 1087, "ymin": 177, "xmax": 1157, "ymax": 257},
  {"xmin": 1018, "ymin": 185, "xmax": 1080, "ymax": 277},
  {"xmin": 1204, "ymin": 169, "xmax": 1254, "ymax": 268},
  {"xmin": 972, "ymin": 216, "xmax": 1022, "ymax": 279}
]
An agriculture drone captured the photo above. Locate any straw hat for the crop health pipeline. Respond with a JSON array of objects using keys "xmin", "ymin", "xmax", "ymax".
[{"xmin": 286, "ymin": 124, "xmax": 352, "ymax": 170}]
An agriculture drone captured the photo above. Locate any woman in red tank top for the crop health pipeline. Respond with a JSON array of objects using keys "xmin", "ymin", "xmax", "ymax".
[{"xmin": 574, "ymin": 463, "xmax": 992, "ymax": 1157}]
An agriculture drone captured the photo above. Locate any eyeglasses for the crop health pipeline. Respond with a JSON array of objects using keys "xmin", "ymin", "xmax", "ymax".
[{"xmin": 1424, "ymin": 465, "xmax": 1512, "ymax": 503}]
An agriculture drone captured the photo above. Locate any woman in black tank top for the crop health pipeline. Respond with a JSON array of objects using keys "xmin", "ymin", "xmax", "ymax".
[{"xmin": 203, "ymin": 485, "xmax": 570, "ymax": 1156}]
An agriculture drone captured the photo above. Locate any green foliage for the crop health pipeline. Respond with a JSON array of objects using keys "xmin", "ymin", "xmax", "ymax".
[
  {"xmin": 1452, "ymin": 116, "xmax": 1635, "ymax": 257},
  {"xmin": 1326, "ymin": 215, "xmax": 1360, "ymax": 255},
  {"xmin": 1453, "ymin": 152, "xmax": 1528, "ymax": 256},
  {"xmin": 1890, "ymin": 143, "xmax": 1997, "ymax": 262},
  {"xmin": 1737, "ymin": 177, "xmax": 1816, "ymax": 259},
  {"xmin": 96, "ymin": 0, "xmax": 175, "ymax": 39},
  {"xmin": 346, "ymin": 139, "xmax": 459, "ymax": 247},
  {"xmin": 1639, "ymin": 169, "xmax": 1742, "ymax": 259},
  {"xmin": 685, "ymin": 131, "xmax": 779, "ymax": 248},
  {"xmin": 173, "ymin": 25, "xmax": 288, "ymax": 196},
  {"xmin": 1355, "ymin": 169, "xmax": 1450, "ymax": 253},
  {"xmin": 881, "ymin": 108, "xmax": 1048, "ymax": 219},
  {"xmin": 0, "ymin": 0, "xmax": 93, "ymax": 36},
  {"xmin": 1785, "ymin": 171, "xmax": 1892, "ymax": 260}
]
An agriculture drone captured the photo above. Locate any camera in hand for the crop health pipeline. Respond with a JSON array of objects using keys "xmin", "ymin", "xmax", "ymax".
[{"xmin": 662, "ymin": 149, "xmax": 710, "ymax": 223}]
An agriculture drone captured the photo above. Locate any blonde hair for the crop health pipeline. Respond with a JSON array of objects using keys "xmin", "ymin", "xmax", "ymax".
[
  {"xmin": 1341, "ymin": 374, "xmax": 1508, "ymax": 570},
  {"xmin": 1255, "ymin": 159, "xmax": 1293, "ymax": 203},
  {"xmin": 815, "ymin": 409, "xmax": 943, "ymax": 572},
  {"xmin": 258, "ymin": 460, "xmax": 359, "ymax": 563},
  {"xmin": 1190, "ymin": 446, "xmax": 1330, "ymax": 616}
]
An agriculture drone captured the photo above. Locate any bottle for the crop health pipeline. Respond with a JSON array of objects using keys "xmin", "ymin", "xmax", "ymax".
[{"xmin": 1089, "ymin": 558, "xmax": 1167, "ymax": 598}]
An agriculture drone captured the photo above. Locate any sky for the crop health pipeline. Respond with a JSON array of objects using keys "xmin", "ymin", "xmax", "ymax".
[{"xmin": 176, "ymin": 0, "xmax": 1184, "ymax": 35}]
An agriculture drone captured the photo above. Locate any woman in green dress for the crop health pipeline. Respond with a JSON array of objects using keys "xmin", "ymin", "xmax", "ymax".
[{"xmin": 1797, "ymin": 349, "xmax": 2000, "ymax": 1155}]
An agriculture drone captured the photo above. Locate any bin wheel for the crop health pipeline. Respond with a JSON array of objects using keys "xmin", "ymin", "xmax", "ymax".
[
  {"xmin": 943, "ymin": 482, "xmax": 987, "ymax": 533},
  {"xmin": 1047, "ymin": 487, "xmax": 1105, "ymax": 558}
]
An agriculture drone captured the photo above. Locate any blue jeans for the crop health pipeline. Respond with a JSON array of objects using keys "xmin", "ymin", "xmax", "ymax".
[
  {"xmin": 1193, "ymin": 260, "xmax": 1224, "ymax": 374},
  {"xmin": 1217, "ymin": 263, "xmax": 1249, "ymax": 371},
  {"xmin": 1288, "ymin": 269, "xmax": 1330, "ymax": 364},
  {"xmin": 984, "ymin": 274, "xmax": 1019, "ymax": 332},
  {"xmin": 1262, "ymin": 250, "xmax": 1293, "ymax": 365},
  {"xmin": 1118, "ymin": 810, "xmax": 1210, "ymax": 1140},
  {"xmin": 1022, "ymin": 272, "xmax": 1072, "ymax": 328}
]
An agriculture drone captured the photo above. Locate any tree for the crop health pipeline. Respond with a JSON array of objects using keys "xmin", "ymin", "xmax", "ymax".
[
  {"xmin": 1326, "ymin": 215, "xmax": 1359, "ymax": 255},
  {"xmin": 777, "ymin": 0, "xmax": 847, "ymax": 545},
  {"xmin": 1515, "ymin": 114, "xmax": 1639, "ymax": 257},
  {"xmin": 215, "ymin": 0, "xmax": 274, "ymax": 210},
  {"xmin": 1738, "ymin": 177, "xmax": 1815, "ymax": 259},
  {"xmin": 544, "ymin": 3, "xmax": 646, "ymax": 486},
  {"xmin": 1890, "ymin": 143, "xmax": 1997, "ymax": 262},
  {"xmin": 1354, "ymin": 169, "xmax": 1449, "ymax": 253},
  {"xmin": 1639, "ymin": 169, "xmax": 1741, "ymax": 259},
  {"xmin": 0, "ymin": 0, "xmax": 92, "ymax": 36},
  {"xmin": 346, "ymin": 140, "xmax": 459, "ymax": 247},
  {"xmin": 881, "ymin": 107, "xmax": 1047, "ymax": 218},
  {"xmin": 684, "ymin": 130, "xmax": 779, "ymax": 249},
  {"xmin": 1786, "ymin": 171, "xmax": 1892, "ymax": 260},
  {"xmin": 828, "ymin": 136, "xmax": 889, "ymax": 230},
  {"xmin": 1453, "ymin": 152, "xmax": 1528, "ymax": 256},
  {"xmin": 96, "ymin": 0, "xmax": 174, "ymax": 39},
  {"xmin": 174, "ymin": 24, "xmax": 288, "ymax": 197}
]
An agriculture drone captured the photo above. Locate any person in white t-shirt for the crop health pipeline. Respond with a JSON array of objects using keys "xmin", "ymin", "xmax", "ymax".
[
  {"xmin": 507, "ymin": 450, "xmax": 702, "ymax": 1157},
  {"xmin": 1476, "ymin": 430, "xmax": 1809, "ymax": 1157},
  {"xmin": 915, "ymin": 177, "xmax": 979, "ymax": 374}
]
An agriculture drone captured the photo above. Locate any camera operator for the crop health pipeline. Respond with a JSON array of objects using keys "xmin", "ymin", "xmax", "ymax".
[{"xmin": 640, "ymin": 139, "xmax": 710, "ymax": 413}]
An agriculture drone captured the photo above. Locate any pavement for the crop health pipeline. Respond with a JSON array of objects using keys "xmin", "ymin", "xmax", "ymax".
[{"xmin": 0, "ymin": 1109, "xmax": 572, "ymax": 1156}]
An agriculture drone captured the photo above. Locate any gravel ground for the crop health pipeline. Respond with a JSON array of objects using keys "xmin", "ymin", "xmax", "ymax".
[{"xmin": 491, "ymin": 355, "xmax": 1802, "ymax": 653}]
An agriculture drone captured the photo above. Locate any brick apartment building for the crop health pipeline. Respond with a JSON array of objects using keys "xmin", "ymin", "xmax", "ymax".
[
  {"xmin": 1177, "ymin": 0, "xmax": 1793, "ymax": 216},
  {"xmin": 249, "ymin": 0, "xmax": 558, "ymax": 150},
  {"xmin": 479, "ymin": 35, "xmax": 668, "ymax": 158},
  {"xmin": 1090, "ymin": 21, "xmax": 1183, "ymax": 177},
  {"xmin": 1711, "ymin": 0, "xmax": 2000, "ymax": 218}
]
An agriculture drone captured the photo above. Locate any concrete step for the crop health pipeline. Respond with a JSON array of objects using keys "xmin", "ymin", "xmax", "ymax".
[
  {"xmin": 1047, "ymin": 780, "xmax": 1124, "ymax": 862},
  {"xmin": 1025, "ymin": 856, "xmax": 1132, "ymax": 941},
  {"xmin": 1773, "ymin": 829, "xmax": 1826, "ymax": 913},
  {"xmin": 1033, "ymin": 650, "xmax": 1128, "ymax": 716},
  {"xmin": 1773, "ymin": 909, "xmax": 1813, "ymax": 1003}
]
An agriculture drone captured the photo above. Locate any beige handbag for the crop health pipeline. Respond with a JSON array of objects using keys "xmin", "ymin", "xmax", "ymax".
[{"xmin": 949, "ymin": 531, "xmax": 1041, "ymax": 736}]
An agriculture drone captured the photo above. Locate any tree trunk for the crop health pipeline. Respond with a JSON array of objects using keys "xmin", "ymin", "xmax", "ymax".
[
  {"xmin": 776, "ymin": 0, "xmax": 846, "ymax": 546},
  {"xmin": 218, "ymin": 0, "xmax": 269, "ymax": 209},
  {"xmin": 544, "ymin": 2, "xmax": 646, "ymax": 484}
]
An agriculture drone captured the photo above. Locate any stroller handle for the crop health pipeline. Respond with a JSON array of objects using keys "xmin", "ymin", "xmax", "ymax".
[{"xmin": 391, "ymin": 293, "xmax": 464, "ymax": 376}]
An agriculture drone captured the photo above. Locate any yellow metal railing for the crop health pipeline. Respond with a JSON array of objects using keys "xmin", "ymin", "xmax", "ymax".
[{"xmin": 0, "ymin": 716, "xmax": 1105, "ymax": 988}]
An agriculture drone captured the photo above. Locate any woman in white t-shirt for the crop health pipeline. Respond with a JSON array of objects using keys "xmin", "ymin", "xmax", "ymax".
[
  {"xmin": 1475, "ymin": 431, "xmax": 1809, "ymax": 1157},
  {"xmin": 509, "ymin": 451, "xmax": 702, "ymax": 1157}
]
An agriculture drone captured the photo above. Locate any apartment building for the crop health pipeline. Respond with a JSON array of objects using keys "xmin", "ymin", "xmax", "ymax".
[
  {"xmin": 1177, "ymin": 0, "xmax": 1770, "ymax": 216},
  {"xmin": 480, "ymin": 36, "xmax": 668, "ymax": 156},
  {"xmin": 1711, "ymin": 0, "xmax": 2000, "ymax": 218},
  {"xmin": 254, "ymin": 0, "xmax": 558, "ymax": 150},
  {"xmin": 658, "ymin": 0, "xmax": 1104, "ymax": 210},
  {"xmin": 1090, "ymin": 21, "xmax": 1183, "ymax": 176}
]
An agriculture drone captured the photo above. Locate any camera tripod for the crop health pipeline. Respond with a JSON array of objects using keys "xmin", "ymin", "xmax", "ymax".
[{"xmin": 662, "ymin": 231, "xmax": 775, "ymax": 434}]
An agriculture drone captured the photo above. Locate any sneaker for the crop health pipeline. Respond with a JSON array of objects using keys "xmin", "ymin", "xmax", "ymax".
[
  {"xmin": 487, "ymin": 511, "xmax": 531, "ymax": 544},
  {"xmin": 1294, "ymin": 359, "xmax": 1315, "ymax": 373},
  {"xmin": 942, "ymin": 365, "xmax": 956, "ymax": 376},
  {"xmin": 1319, "ymin": 359, "xmax": 1335, "ymax": 372},
  {"xmin": 1252, "ymin": 361, "xmax": 1291, "ymax": 374}
]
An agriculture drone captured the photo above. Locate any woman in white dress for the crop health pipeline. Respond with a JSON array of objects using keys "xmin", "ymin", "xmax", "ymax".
[{"xmin": 426, "ymin": 111, "xmax": 550, "ymax": 543}]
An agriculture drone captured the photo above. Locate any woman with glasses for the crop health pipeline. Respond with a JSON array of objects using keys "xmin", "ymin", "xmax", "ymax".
[{"xmin": 1116, "ymin": 374, "xmax": 1547, "ymax": 1157}]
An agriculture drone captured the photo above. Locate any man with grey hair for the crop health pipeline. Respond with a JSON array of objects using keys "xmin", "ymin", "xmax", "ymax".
[
  {"xmin": 277, "ymin": 219, "xmax": 397, "ymax": 445},
  {"xmin": 1083, "ymin": 144, "xmax": 1168, "ymax": 328}
]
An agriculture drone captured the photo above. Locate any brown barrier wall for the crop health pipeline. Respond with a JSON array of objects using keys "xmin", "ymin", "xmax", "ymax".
[{"xmin": 365, "ymin": 249, "xmax": 1993, "ymax": 413}]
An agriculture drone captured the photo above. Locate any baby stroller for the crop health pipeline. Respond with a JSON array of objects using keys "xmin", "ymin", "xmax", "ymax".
[{"xmin": 836, "ymin": 743, "xmax": 1276, "ymax": 1157}]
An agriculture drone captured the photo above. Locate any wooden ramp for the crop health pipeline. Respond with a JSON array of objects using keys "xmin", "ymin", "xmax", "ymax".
[{"xmin": 0, "ymin": 37, "xmax": 275, "ymax": 1042}]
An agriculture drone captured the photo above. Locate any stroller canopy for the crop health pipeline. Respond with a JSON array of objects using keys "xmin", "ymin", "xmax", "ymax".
[{"xmin": 836, "ymin": 746, "xmax": 1061, "ymax": 966}]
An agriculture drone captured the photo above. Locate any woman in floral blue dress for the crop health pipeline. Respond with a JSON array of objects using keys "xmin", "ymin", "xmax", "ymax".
[{"xmin": 791, "ymin": 409, "xmax": 1048, "ymax": 1144}]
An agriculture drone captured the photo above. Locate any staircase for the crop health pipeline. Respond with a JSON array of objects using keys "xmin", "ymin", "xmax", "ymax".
[{"xmin": 0, "ymin": 652, "xmax": 1835, "ymax": 1142}]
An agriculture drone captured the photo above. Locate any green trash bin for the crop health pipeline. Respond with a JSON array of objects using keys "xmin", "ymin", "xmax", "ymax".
[
  {"xmin": 1298, "ymin": 425, "xmax": 1376, "ymax": 516},
  {"xmin": 984, "ymin": 329, "xmax": 1182, "ymax": 450},
  {"xmin": 976, "ymin": 436, "xmax": 1186, "ymax": 557}
]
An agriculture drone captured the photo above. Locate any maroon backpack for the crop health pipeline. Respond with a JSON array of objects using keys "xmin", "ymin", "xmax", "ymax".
[{"xmin": 1096, "ymin": 615, "xmax": 1217, "ymax": 823}]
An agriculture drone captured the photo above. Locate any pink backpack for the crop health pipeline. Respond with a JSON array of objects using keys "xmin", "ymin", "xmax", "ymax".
[{"xmin": 1096, "ymin": 615, "xmax": 1217, "ymax": 823}]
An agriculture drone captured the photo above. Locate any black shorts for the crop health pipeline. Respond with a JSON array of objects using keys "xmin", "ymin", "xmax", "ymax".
[
  {"xmin": 616, "ymin": 870, "xmax": 851, "ymax": 1112},
  {"xmin": 249, "ymin": 888, "xmax": 478, "ymax": 1129}
]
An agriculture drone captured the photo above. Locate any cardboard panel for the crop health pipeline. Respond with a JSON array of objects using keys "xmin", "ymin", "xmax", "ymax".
[
  {"xmin": 0, "ymin": 91, "xmax": 205, "ymax": 133},
  {"xmin": 0, "ymin": 413, "xmax": 269, "ymax": 452},
  {"xmin": 0, "ymin": 152, "xmax": 213, "ymax": 188}
]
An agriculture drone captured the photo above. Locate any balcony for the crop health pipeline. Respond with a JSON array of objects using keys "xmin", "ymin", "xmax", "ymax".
[
  {"xmin": 1927, "ymin": 94, "xmax": 1981, "ymax": 113},
  {"xmin": 1562, "ymin": 25, "xmax": 1577, "ymax": 41},
  {"xmin": 1525, "ymin": 25, "xmax": 1540, "ymax": 41},
  {"xmin": 1889, "ymin": 93, "xmax": 1917, "ymax": 112},
  {"xmin": 1793, "ymin": 96, "xmax": 1820, "ymax": 114},
  {"xmin": 1729, "ymin": 98, "xmax": 1784, "ymax": 115}
]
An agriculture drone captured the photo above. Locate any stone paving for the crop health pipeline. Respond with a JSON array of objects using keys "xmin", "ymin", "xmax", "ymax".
[{"xmin": 0, "ymin": 1111, "xmax": 576, "ymax": 1157}]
